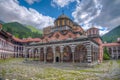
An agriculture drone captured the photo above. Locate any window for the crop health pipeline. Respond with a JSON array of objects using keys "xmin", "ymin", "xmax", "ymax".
[
  {"xmin": 55, "ymin": 34, "xmax": 60, "ymax": 39},
  {"xmin": 69, "ymin": 34, "xmax": 72, "ymax": 38},
  {"xmin": 60, "ymin": 20, "xmax": 62, "ymax": 26}
]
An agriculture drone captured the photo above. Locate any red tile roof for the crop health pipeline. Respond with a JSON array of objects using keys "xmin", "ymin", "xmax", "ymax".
[
  {"xmin": 93, "ymin": 38, "xmax": 103, "ymax": 45},
  {"xmin": 12, "ymin": 37, "xmax": 41, "ymax": 43},
  {"xmin": 102, "ymin": 42, "xmax": 120, "ymax": 47}
]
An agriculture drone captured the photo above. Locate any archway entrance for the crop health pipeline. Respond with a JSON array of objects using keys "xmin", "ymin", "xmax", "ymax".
[
  {"xmin": 56, "ymin": 57, "xmax": 59, "ymax": 62},
  {"xmin": 55, "ymin": 46, "xmax": 61, "ymax": 62}
]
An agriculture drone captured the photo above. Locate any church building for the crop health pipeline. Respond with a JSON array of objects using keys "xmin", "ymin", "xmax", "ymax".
[{"xmin": 25, "ymin": 14, "xmax": 103, "ymax": 65}]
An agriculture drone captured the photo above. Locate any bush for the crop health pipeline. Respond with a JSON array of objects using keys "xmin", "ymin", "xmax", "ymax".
[{"xmin": 103, "ymin": 47, "xmax": 110, "ymax": 60}]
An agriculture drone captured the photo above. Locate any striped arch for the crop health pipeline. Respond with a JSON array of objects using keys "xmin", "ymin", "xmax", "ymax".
[
  {"xmin": 63, "ymin": 46, "xmax": 72, "ymax": 62},
  {"xmin": 46, "ymin": 47, "xmax": 53, "ymax": 62},
  {"xmin": 74, "ymin": 44, "xmax": 87, "ymax": 63}
]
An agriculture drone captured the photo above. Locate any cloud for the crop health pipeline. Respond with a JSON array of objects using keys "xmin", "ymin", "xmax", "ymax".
[
  {"xmin": 0, "ymin": 0, "xmax": 55, "ymax": 29},
  {"xmin": 72, "ymin": 0, "xmax": 102, "ymax": 25},
  {"xmin": 75, "ymin": 0, "xmax": 120, "ymax": 35},
  {"xmin": 70, "ymin": 0, "xmax": 105, "ymax": 35},
  {"xmin": 95, "ymin": 25, "xmax": 109, "ymax": 36},
  {"xmin": 51, "ymin": 0, "xmax": 75, "ymax": 8},
  {"xmin": 25, "ymin": 0, "xmax": 40, "ymax": 5},
  {"xmin": 91, "ymin": 0, "xmax": 120, "ymax": 31}
]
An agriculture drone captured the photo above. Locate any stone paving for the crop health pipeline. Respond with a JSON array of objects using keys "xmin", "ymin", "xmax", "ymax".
[{"xmin": 0, "ymin": 58, "xmax": 120, "ymax": 80}]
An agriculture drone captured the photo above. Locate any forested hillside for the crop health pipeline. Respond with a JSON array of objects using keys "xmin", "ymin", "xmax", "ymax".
[
  {"xmin": 2, "ymin": 22, "xmax": 43, "ymax": 39},
  {"xmin": 102, "ymin": 25, "xmax": 120, "ymax": 42}
]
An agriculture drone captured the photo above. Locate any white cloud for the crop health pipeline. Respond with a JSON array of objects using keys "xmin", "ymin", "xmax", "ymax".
[
  {"xmin": 95, "ymin": 25, "xmax": 109, "ymax": 35},
  {"xmin": 91, "ymin": 0, "xmax": 120, "ymax": 32},
  {"xmin": 0, "ymin": 0, "xmax": 55, "ymax": 29},
  {"xmin": 99, "ymin": 30, "xmax": 109, "ymax": 36},
  {"xmin": 51, "ymin": 0, "xmax": 75, "ymax": 7},
  {"xmin": 80, "ymin": 13, "xmax": 88, "ymax": 19},
  {"xmin": 25, "ymin": 0, "xmax": 40, "ymax": 5},
  {"xmin": 72, "ymin": 0, "xmax": 102, "ymax": 25}
]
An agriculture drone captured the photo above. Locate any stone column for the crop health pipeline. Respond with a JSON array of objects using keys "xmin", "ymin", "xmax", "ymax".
[
  {"xmin": 60, "ymin": 45, "xmax": 64, "ymax": 63},
  {"xmin": 87, "ymin": 45, "xmax": 92, "ymax": 63},
  {"xmin": 96, "ymin": 47, "xmax": 99, "ymax": 61},
  {"xmin": 15, "ymin": 45, "xmax": 17, "ymax": 58},
  {"xmin": 32, "ymin": 47, "xmax": 34, "ymax": 59},
  {"xmin": 18, "ymin": 46, "xmax": 19, "ymax": 58},
  {"xmin": 23, "ymin": 46, "xmax": 26, "ymax": 58},
  {"xmin": 71, "ymin": 45, "xmax": 75, "ymax": 63},
  {"xmin": 111, "ymin": 47, "xmax": 114, "ymax": 59},
  {"xmin": 24, "ymin": 46, "xmax": 27, "ymax": 61},
  {"xmin": 116, "ymin": 47, "xmax": 118, "ymax": 59},
  {"xmin": 39, "ymin": 48, "xmax": 41, "ymax": 61},
  {"xmin": 14, "ymin": 45, "xmax": 16, "ymax": 58},
  {"xmin": 95, "ymin": 47, "xmax": 97, "ymax": 61},
  {"xmin": 44, "ymin": 47, "xmax": 46, "ymax": 63},
  {"xmin": 53, "ymin": 46, "xmax": 56, "ymax": 63}
]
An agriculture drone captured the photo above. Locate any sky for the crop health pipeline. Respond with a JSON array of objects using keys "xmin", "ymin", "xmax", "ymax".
[{"xmin": 0, "ymin": 0, "xmax": 120, "ymax": 35}]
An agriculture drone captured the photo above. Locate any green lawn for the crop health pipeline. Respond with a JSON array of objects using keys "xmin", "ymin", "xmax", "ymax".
[
  {"xmin": 117, "ymin": 60, "xmax": 120, "ymax": 64},
  {"xmin": 0, "ymin": 59, "xmax": 120, "ymax": 80}
]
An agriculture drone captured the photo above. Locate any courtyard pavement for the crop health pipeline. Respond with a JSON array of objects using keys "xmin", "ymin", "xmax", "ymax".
[{"xmin": 0, "ymin": 58, "xmax": 120, "ymax": 80}]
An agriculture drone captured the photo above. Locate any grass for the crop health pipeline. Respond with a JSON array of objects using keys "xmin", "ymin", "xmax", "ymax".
[
  {"xmin": 79, "ymin": 69, "xmax": 104, "ymax": 73},
  {"xmin": 0, "ymin": 59, "xmax": 120, "ymax": 80},
  {"xmin": 0, "ymin": 58, "xmax": 24, "ymax": 64},
  {"xmin": 1, "ymin": 69, "xmax": 6, "ymax": 77},
  {"xmin": 117, "ymin": 60, "xmax": 120, "ymax": 64},
  {"xmin": 0, "ymin": 58, "xmax": 14, "ymax": 64}
]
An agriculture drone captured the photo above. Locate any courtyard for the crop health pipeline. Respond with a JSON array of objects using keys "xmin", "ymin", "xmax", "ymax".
[{"xmin": 0, "ymin": 58, "xmax": 120, "ymax": 80}]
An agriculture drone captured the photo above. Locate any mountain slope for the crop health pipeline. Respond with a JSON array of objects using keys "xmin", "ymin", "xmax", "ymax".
[
  {"xmin": 102, "ymin": 25, "xmax": 120, "ymax": 42},
  {"xmin": 26, "ymin": 25, "xmax": 42, "ymax": 34},
  {"xmin": 2, "ymin": 22, "xmax": 42, "ymax": 38}
]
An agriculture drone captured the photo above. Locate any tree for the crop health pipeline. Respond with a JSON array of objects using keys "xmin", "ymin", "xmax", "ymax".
[{"xmin": 103, "ymin": 47, "xmax": 110, "ymax": 60}]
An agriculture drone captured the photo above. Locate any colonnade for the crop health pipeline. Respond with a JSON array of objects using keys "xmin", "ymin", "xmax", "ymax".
[
  {"xmin": 0, "ymin": 38, "xmax": 24, "ymax": 59},
  {"xmin": 26, "ymin": 41, "xmax": 99, "ymax": 63},
  {"xmin": 0, "ymin": 38, "xmax": 14, "ymax": 59},
  {"xmin": 107, "ymin": 46, "xmax": 120, "ymax": 59},
  {"xmin": 14, "ymin": 45, "xmax": 24, "ymax": 58}
]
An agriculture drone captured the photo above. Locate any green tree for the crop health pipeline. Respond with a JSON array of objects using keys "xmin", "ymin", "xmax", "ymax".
[{"xmin": 103, "ymin": 47, "xmax": 110, "ymax": 60}]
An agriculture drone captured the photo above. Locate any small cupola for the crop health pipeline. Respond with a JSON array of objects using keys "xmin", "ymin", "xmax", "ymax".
[{"xmin": 87, "ymin": 27, "xmax": 99, "ymax": 37}]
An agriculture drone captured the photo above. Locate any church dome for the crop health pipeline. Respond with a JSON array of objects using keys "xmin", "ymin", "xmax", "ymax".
[{"xmin": 57, "ymin": 14, "xmax": 70, "ymax": 19}]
